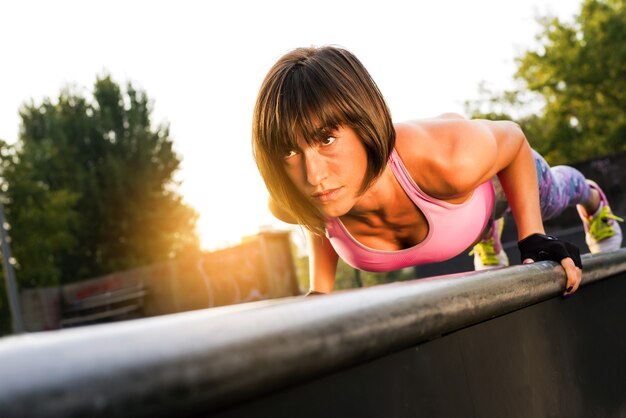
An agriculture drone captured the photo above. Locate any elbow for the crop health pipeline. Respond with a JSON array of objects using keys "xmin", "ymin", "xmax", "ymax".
[{"xmin": 504, "ymin": 120, "xmax": 527, "ymax": 145}]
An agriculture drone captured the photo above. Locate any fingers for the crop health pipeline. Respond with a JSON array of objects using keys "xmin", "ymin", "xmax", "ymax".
[
  {"xmin": 522, "ymin": 257, "xmax": 582, "ymax": 297},
  {"xmin": 561, "ymin": 257, "xmax": 582, "ymax": 297}
]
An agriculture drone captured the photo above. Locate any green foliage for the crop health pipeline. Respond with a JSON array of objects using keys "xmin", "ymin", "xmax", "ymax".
[
  {"xmin": 335, "ymin": 259, "xmax": 416, "ymax": 289},
  {"xmin": 294, "ymin": 255, "xmax": 310, "ymax": 293},
  {"xmin": 466, "ymin": 0, "xmax": 626, "ymax": 165},
  {"xmin": 2, "ymin": 76, "xmax": 200, "ymax": 288},
  {"xmin": 294, "ymin": 255, "xmax": 415, "ymax": 293},
  {"xmin": 347, "ymin": 263, "xmax": 415, "ymax": 288}
]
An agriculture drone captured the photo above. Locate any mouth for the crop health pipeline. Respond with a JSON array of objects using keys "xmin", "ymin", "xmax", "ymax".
[{"xmin": 312, "ymin": 187, "xmax": 342, "ymax": 203}]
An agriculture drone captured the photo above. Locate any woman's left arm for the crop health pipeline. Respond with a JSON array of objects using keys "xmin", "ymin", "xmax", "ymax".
[
  {"xmin": 468, "ymin": 120, "xmax": 582, "ymax": 295},
  {"xmin": 488, "ymin": 122, "xmax": 545, "ymax": 240}
]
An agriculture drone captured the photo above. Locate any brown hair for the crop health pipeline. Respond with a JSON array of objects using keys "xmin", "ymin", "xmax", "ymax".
[{"xmin": 252, "ymin": 45, "xmax": 395, "ymax": 234}]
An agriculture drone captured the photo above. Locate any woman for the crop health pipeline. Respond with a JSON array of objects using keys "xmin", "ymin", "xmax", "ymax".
[{"xmin": 252, "ymin": 46, "xmax": 622, "ymax": 297}]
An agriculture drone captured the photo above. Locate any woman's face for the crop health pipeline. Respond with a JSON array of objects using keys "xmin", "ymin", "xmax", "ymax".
[{"xmin": 283, "ymin": 125, "xmax": 368, "ymax": 218}]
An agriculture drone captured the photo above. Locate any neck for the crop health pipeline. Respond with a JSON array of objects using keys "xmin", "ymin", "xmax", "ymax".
[{"xmin": 344, "ymin": 165, "xmax": 401, "ymax": 221}]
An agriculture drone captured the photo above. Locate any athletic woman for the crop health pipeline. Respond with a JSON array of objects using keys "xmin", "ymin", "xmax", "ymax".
[{"xmin": 252, "ymin": 46, "xmax": 623, "ymax": 297}]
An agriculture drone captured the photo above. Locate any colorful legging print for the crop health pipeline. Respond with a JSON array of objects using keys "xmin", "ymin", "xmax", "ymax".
[{"xmin": 533, "ymin": 150, "xmax": 590, "ymax": 220}]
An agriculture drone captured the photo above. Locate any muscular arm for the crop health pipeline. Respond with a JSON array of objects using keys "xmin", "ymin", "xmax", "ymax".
[
  {"xmin": 416, "ymin": 118, "xmax": 544, "ymax": 240},
  {"xmin": 426, "ymin": 118, "xmax": 579, "ymax": 294},
  {"xmin": 476, "ymin": 120, "xmax": 545, "ymax": 240},
  {"xmin": 306, "ymin": 231, "xmax": 338, "ymax": 294},
  {"xmin": 269, "ymin": 198, "xmax": 338, "ymax": 293}
]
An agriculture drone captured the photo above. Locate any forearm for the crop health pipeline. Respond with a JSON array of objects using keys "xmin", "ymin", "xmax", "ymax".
[
  {"xmin": 307, "ymin": 231, "xmax": 338, "ymax": 293},
  {"xmin": 496, "ymin": 138, "xmax": 545, "ymax": 240},
  {"xmin": 309, "ymin": 272, "xmax": 335, "ymax": 294}
]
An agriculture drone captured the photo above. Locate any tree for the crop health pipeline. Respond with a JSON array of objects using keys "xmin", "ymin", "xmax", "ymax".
[
  {"xmin": 466, "ymin": 0, "xmax": 626, "ymax": 164},
  {"xmin": 2, "ymin": 75, "xmax": 199, "ymax": 288}
]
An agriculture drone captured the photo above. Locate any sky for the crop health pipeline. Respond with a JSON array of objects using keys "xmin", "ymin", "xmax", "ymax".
[{"xmin": 0, "ymin": 0, "xmax": 583, "ymax": 251}]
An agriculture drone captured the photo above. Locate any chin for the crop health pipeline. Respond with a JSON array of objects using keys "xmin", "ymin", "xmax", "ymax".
[{"xmin": 319, "ymin": 202, "xmax": 351, "ymax": 218}]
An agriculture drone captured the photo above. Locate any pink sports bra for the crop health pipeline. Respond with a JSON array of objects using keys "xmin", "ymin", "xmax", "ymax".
[{"xmin": 325, "ymin": 148, "xmax": 495, "ymax": 272}]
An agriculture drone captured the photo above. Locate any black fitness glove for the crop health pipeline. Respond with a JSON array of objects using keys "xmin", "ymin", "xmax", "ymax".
[
  {"xmin": 304, "ymin": 290, "xmax": 326, "ymax": 297},
  {"xmin": 518, "ymin": 233, "xmax": 582, "ymax": 269}
]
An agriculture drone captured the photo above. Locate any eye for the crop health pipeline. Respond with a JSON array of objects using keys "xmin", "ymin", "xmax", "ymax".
[
  {"xmin": 284, "ymin": 149, "xmax": 298, "ymax": 159},
  {"xmin": 320, "ymin": 136, "xmax": 336, "ymax": 146}
]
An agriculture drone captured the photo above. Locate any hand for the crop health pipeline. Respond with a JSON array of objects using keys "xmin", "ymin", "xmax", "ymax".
[
  {"xmin": 518, "ymin": 234, "xmax": 582, "ymax": 297},
  {"xmin": 304, "ymin": 289, "xmax": 326, "ymax": 297},
  {"xmin": 523, "ymin": 256, "xmax": 582, "ymax": 297}
]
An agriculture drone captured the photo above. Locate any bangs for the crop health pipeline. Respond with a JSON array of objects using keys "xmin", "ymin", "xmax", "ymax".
[{"xmin": 269, "ymin": 63, "xmax": 350, "ymax": 157}]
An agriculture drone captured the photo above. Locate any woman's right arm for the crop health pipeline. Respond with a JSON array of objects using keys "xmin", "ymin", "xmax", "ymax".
[
  {"xmin": 268, "ymin": 198, "xmax": 338, "ymax": 294},
  {"xmin": 306, "ymin": 231, "xmax": 338, "ymax": 294}
]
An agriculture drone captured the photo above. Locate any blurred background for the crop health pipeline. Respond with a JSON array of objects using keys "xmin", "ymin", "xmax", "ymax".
[{"xmin": 1, "ymin": 0, "xmax": 625, "ymax": 335}]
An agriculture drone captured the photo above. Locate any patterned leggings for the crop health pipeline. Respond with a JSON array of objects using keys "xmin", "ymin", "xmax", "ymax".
[
  {"xmin": 492, "ymin": 149, "xmax": 590, "ymax": 222},
  {"xmin": 533, "ymin": 150, "xmax": 590, "ymax": 220}
]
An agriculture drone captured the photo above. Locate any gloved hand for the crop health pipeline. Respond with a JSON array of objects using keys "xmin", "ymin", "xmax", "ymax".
[
  {"xmin": 518, "ymin": 233, "xmax": 582, "ymax": 268},
  {"xmin": 518, "ymin": 233, "xmax": 582, "ymax": 297}
]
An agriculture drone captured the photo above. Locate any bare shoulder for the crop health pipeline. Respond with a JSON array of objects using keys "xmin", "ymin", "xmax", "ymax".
[
  {"xmin": 394, "ymin": 116, "xmax": 495, "ymax": 168},
  {"xmin": 268, "ymin": 198, "xmax": 299, "ymax": 224},
  {"xmin": 393, "ymin": 116, "xmax": 502, "ymax": 197}
]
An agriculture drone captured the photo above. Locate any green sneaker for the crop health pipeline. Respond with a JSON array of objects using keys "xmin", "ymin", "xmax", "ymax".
[
  {"xmin": 576, "ymin": 180, "xmax": 623, "ymax": 253},
  {"xmin": 470, "ymin": 218, "xmax": 509, "ymax": 270}
]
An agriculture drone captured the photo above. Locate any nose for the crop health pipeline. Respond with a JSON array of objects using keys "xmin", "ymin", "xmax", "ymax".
[{"xmin": 304, "ymin": 150, "xmax": 328, "ymax": 186}]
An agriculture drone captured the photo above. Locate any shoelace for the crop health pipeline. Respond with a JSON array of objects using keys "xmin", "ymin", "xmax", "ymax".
[
  {"xmin": 588, "ymin": 206, "xmax": 624, "ymax": 241},
  {"xmin": 469, "ymin": 239, "xmax": 499, "ymax": 265}
]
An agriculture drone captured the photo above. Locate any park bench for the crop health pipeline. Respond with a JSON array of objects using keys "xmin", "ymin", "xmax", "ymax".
[{"xmin": 60, "ymin": 283, "xmax": 147, "ymax": 327}]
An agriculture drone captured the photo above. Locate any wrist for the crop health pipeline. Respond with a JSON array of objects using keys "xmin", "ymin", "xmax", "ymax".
[
  {"xmin": 518, "ymin": 232, "xmax": 553, "ymax": 244},
  {"xmin": 518, "ymin": 228, "xmax": 546, "ymax": 241},
  {"xmin": 517, "ymin": 233, "xmax": 582, "ymax": 269}
]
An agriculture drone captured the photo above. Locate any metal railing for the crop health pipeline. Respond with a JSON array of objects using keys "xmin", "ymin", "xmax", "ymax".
[{"xmin": 1, "ymin": 249, "xmax": 625, "ymax": 417}]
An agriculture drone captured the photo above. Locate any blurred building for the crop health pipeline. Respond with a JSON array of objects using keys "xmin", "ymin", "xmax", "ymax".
[{"xmin": 20, "ymin": 230, "xmax": 299, "ymax": 331}]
